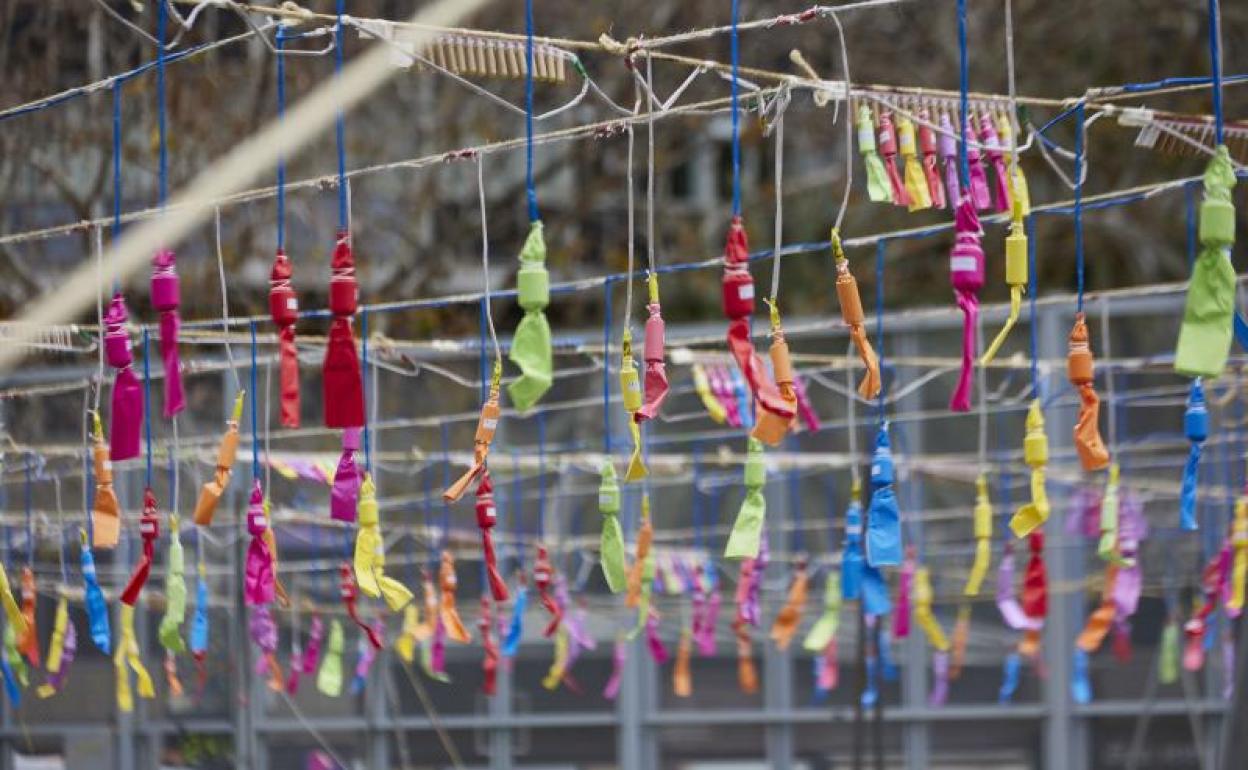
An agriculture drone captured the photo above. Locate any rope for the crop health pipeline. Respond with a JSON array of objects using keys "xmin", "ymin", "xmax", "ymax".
[
  {"xmin": 157, "ymin": 0, "xmax": 170, "ymax": 208},
  {"xmin": 250, "ymin": 320, "xmax": 261, "ymax": 482},
  {"xmin": 524, "ymin": 0, "xmax": 539, "ymax": 222},
  {"xmin": 769, "ymin": 109, "xmax": 786, "ymax": 301},
  {"xmin": 276, "ymin": 25, "xmax": 288, "ymax": 250},
  {"xmin": 956, "ymin": 0, "xmax": 971, "ymax": 189},
  {"xmin": 646, "ymin": 55, "xmax": 657, "ymax": 275},
  {"xmin": 730, "ymin": 0, "xmax": 742, "ymax": 217},
  {"xmin": 1074, "ymin": 102, "xmax": 1087, "ymax": 313},
  {"xmin": 478, "ymin": 158, "xmax": 501, "ymax": 364},
  {"xmin": 214, "ymin": 209, "xmax": 243, "ymax": 392},
  {"xmin": 875, "ymin": 240, "xmax": 886, "ymax": 422},
  {"xmin": 1208, "ymin": 0, "xmax": 1225, "ymax": 143},
  {"xmin": 623, "ymin": 81, "xmax": 638, "ymax": 333},
  {"xmin": 1004, "ymin": 0, "xmax": 1020, "ymax": 186},
  {"xmin": 828, "ymin": 10, "xmax": 853, "ymax": 233},
  {"xmin": 334, "ymin": 0, "xmax": 348, "ymax": 230}
]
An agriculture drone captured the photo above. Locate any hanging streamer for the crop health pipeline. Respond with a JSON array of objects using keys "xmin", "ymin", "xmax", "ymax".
[
  {"xmin": 251, "ymin": 604, "xmax": 284, "ymax": 692},
  {"xmin": 918, "ymin": 109, "xmax": 947, "ymax": 209},
  {"xmin": 479, "ymin": 595, "xmax": 499, "ymax": 696},
  {"xmin": 733, "ymin": 558, "xmax": 759, "ymax": 694},
  {"xmin": 893, "ymin": 553, "xmax": 914, "ymax": 639},
  {"xmin": 14, "ymin": 568, "xmax": 37, "ymax": 668},
  {"xmin": 692, "ymin": 364, "xmax": 727, "ymax": 423},
  {"xmin": 866, "ymin": 425, "xmax": 902, "ymax": 567},
  {"xmin": 439, "ymin": 551, "xmax": 471, "ymax": 644},
  {"xmin": 1022, "ymin": 532, "xmax": 1048, "ymax": 623},
  {"xmin": 949, "ymin": 197, "xmax": 984, "ymax": 412},
  {"xmin": 725, "ymin": 438, "xmax": 767, "ymax": 560},
  {"xmin": 620, "ymin": 332, "xmax": 647, "ymax": 480},
  {"xmin": 875, "ymin": 110, "xmax": 908, "ymax": 206},
  {"xmin": 37, "ymin": 595, "xmax": 76, "ymax": 698},
  {"xmin": 857, "ymin": 105, "xmax": 892, "ymax": 203},
  {"xmin": 1009, "ymin": 400, "xmax": 1050, "ymax": 538},
  {"xmin": 104, "ymin": 293, "xmax": 143, "ymax": 461},
  {"xmin": 245, "ymin": 481, "xmax": 276, "ymax": 607},
  {"xmin": 1077, "ymin": 564, "xmax": 1118, "ymax": 653},
  {"xmin": 151, "ymin": 248, "xmax": 184, "ymax": 417},
  {"xmin": 599, "ymin": 461, "xmax": 627, "ymax": 592},
  {"xmin": 1068, "ymin": 313, "xmax": 1110, "ymax": 471},
  {"xmin": 803, "ymin": 572, "xmax": 842, "ymax": 652},
  {"xmin": 475, "ymin": 471, "xmax": 509, "ymax": 602},
  {"xmin": 1175, "ymin": 146, "xmax": 1237, "ymax": 378},
  {"xmin": 541, "ymin": 625, "xmax": 570, "ymax": 690},
  {"xmin": 193, "ymin": 392, "xmax": 244, "ymax": 526},
  {"xmin": 752, "ymin": 302, "xmax": 798, "ymax": 445},
  {"xmin": 980, "ymin": 210, "xmax": 1028, "ymax": 365},
  {"xmin": 603, "ymin": 638, "xmax": 627, "ymax": 700},
  {"xmin": 964, "ymin": 116, "xmax": 991, "ymax": 211},
  {"xmin": 626, "ymin": 497, "xmax": 655, "ymax": 636},
  {"xmin": 978, "ymin": 113, "xmax": 1012, "ymax": 213},
  {"xmin": 673, "ymin": 626, "xmax": 693, "ymax": 697},
  {"xmin": 0, "ymin": 565, "xmax": 24, "ymax": 646},
  {"xmin": 998, "ymin": 113, "xmax": 1031, "ymax": 214},
  {"xmin": 503, "ymin": 577, "xmax": 528, "ymax": 657},
  {"xmin": 939, "ymin": 111, "xmax": 962, "ymax": 206},
  {"xmin": 636, "ymin": 273, "xmax": 670, "ymax": 422},
  {"xmin": 832, "ymin": 233, "xmax": 881, "ymax": 400},
  {"xmin": 394, "ymin": 605, "xmax": 420, "ymax": 665},
  {"xmin": 80, "ymin": 532, "xmax": 109, "ymax": 653},
  {"xmin": 444, "ymin": 362, "xmax": 502, "ymax": 501},
  {"xmin": 120, "ymin": 489, "xmax": 159, "ymax": 607},
  {"xmin": 997, "ymin": 652, "xmax": 1021, "ymax": 704},
  {"xmin": 1230, "ymin": 493, "xmax": 1248, "ymax": 614},
  {"xmin": 350, "ymin": 619, "xmax": 382, "ymax": 695},
  {"xmin": 1159, "ymin": 618, "xmax": 1180, "ymax": 684},
  {"xmin": 90, "ymin": 413, "xmax": 121, "ymax": 549},
  {"xmin": 1097, "ymin": 464, "xmax": 1125, "ymax": 565},
  {"xmin": 323, "ymin": 230, "xmax": 365, "ymax": 428},
  {"xmin": 996, "ymin": 543, "xmax": 1042, "ymax": 632},
  {"xmin": 964, "ymin": 474, "xmax": 993, "ymax": 595},
  {"xmin": 841, "ymin": 482, "xmax": 865, "ymax": 601},
  {"xmin": 897, "ymin": 116, "xmax": 931, "ymax": 211},
  {"xmin": 158, "ymin": 515, "xmax": 187, "ymax": 653},
  {"xmin": 339, "ymin": 563, "xmax": 383, "ymax": 650},
  {"xmin": 770, "ymin": 558, "xmax": 808, "ymax": 651},
  {"xmin": 189, "ymin": 564, "xmax": 208, "ymax": 694},
  {"xmin": 330, "ymin": 427, "xmax": 362, "ymax": 523},
  {"xmin": 508, "ymin": 222, "xmax": 554, "ymax": 411},
  {"xmin": 534, "ymin": 544, "xmax": 562, "ymax": 637},
  {"xmin": 721, "ymin": 219, "xmax": 796, "ymax": 427},
  {"xmin": 289, "ymin": 615, "xmax": 324, "ymax": 695},
  {"xmin": 1180, "ymin": 380, "xmax": 1207, "ymax": 531},
  {"xmin": 268, "ymin": 248, "xmax": 301, "ymax": 427},
  {"xmin": 354, "ymin": 474, "xmax": 413, "ymax": 611},
  {"xmin": 316, "ymin": 619, "xmax": 345, "ymax": 697},
  {"xmin": 114, "ymin": 603, "xmax": 154, "ymax": 713}
]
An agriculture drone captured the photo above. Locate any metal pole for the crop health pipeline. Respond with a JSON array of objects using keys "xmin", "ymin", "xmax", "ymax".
[
  {"xmin": 1039, "ymin": 303, "xmax": 1088, "ymax": 770},
  {"xmin": 765, "ymin": 472, "xmax": 794, "ymax": 769},
  {"xmin": 898, "ymin": 334, "xmax": 930, "ymax": 770},
  {"xmin": 489, "ymin": 651, "xmax": 514, "ymax": 770}
]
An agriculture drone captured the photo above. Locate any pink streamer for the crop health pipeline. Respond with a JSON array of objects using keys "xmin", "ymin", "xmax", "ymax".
[
  {"xmin": 938, "ymin": 113, "xmax": 961, "ymax": 206},
  {"xmin": 819, "ymin": 639, "xmax": 838, "ymax": 692},
  {"xmin": 244, "ymin": 481, "xmax": 275, "ymax": 606},
  {"xmin": 603, "ymin": 639, "xmax": 627, "ymax": 700},
  {"xmin": 1065, "ymin": 487, "xmax": 1102, "ymax": 539},
  {"xmin": 709, "ymin": 366, "xmax": 742, "ymax": 428},
  {"xmin": 330, "ymin": 428, "xmax": 362, "ymax": 523},
  {"xmin": 978, "ymin": 116, "xmax": 1012, "ymax": 213},
  {"xmin": 151, "ymin": 249, "xmax": 185, "ymax": 417},
  {"xmin": 948, "ymin": 198, "xmax": 984, "ymax": 413},
  {"xmin": 431, "ymin": 616, "xmax": 447, "ymax": 676},
  {"xmin": 645, "ymin": 613, "xmax": 669, "ymax": 665},
  {"xmin": 965, "ymin": 119, "xmax": 992, "ymax": 210},
  {"xmin": 791, "ymin": 376, "xmax": 821, "ymax": 433},
  {"xmin": 250, "ymin": 606, "xmax": 278, "ymax": 664},
  {"xmin": 894, "ymin": 555, "xmax": 914, "ymax": 639},
  {"xmin": 287, "ymin": 615, "xmax": 324, "ymax": 695},
  {"xmin": 104, "ymin": 293, "xmax": 144, "ymax": 461}
]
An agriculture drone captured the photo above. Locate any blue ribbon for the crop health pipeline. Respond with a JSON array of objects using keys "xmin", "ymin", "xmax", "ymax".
[
  {"xmin": 861, "ymin": 653, "xmax": 878, "ymax": 708},
  {"xmin": 877, "ymin": 623, "xmax": 898, "ymax": 682},
  {"xmin": 81, "ymin": 541, "xmax": 111, "ymax": 653},
  {"xmin": 0, "ymin": 655, "xmax": 19, "ymax": 707},
  {"xmin": 190, "ymin": 574, "xmax": 209, "ymax": 656},
  {"xmin": 1180, "ymin": 379, "xmax": 1207, "ymax": 531},
  {"xmin": 1071, "ymin": 648, "xmax": 1092, "ymax": 704},
  {"xmin": 502, "ymin": 587, "xmax": 528, "ymax": 657},
  {"xmin": 841, "ymin": 499, "xmax": 864, "ymax": 601},
  {"xmin": 861, "ymin": 563, "xmax": 893, "ymax": 617},
  {"xmin": 998, "ymin": 653, "xmax": 1021, "ymax": 703},
  {"xmin": 866, "ymin": 425, "xmax": 902, "ymax": 567},
  {"xmin": 728, "ymin": 367, "xmax": 753, "ymax": 429}
]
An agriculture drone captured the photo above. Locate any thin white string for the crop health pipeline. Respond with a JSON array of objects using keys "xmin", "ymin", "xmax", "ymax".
[
  {"xmin": 213, "ymin": 208, "xmax": 243, "ymax": 393},
  {"xmin": 623, "ymin": 79, "xmax": 640, "ymax": 334},
  {"xmin": 1004, "ymin": 0, "xmax": 1020, "ymax": 186},
  {"xmin": 646, "ymin": 55, "xmax": 657, "ymax": 275},
  {"xmin": 264, "ymin": 361, "xmax": 272, "ymax": 494},
  {"xmin": 828, "ymin": 11, "xmax": 853, "ymax": 232},
  {"xmin": 477, "ymin": 157, "xmax": 501, "ymax": 363},
  {"xmin": 769, "ymin": 110, "xmax": 785, "ymax": 301}
]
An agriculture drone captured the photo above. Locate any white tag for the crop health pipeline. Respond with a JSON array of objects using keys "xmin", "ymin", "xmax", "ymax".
[
  {"xmin": 140, "ymin": 520, "xmax": 157, "ymax": 537},
  {"xmin": 738, "ymin": 284, "xmax": 754, "ymax": 301},
  {"xmin": 599, "ymin": 493, "xmax": 614, "ymax": 508},
  {"xmin": 286, "ymin": 297, "xmax": 298, "ymax": 311},
  {"xmin": 626, "ymin": 379, "xmax": 640, "ymax": 393},
  {"xmin": 871, "ymin": 462, "xmax": 883, "ymax": 478},
  {"xmin": 103, "ymin": 460, "xmax": 112, "ymax": 471},
  {"xmin": 950, "ymin": 256, "xmax": 979, "ymax": 273},
  {"xmin": 250, "ymin": 513, "xmax": 266, "ymax": 531},
  {"xmin": 484, "ymin": 504, "xmax": 496, "ymax": 523},
  {"xmin": 482, "ymin": 418, "xmax": 498, "ymax": 430}
]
